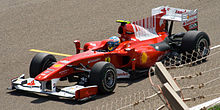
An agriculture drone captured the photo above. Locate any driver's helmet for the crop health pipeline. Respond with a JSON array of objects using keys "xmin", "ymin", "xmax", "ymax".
[{"xmin": 107, "ymin": 36, "xmax": 121, "ymax": 51}]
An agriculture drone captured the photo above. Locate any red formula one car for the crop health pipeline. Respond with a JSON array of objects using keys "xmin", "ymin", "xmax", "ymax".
[{"xmin": 9, "ymin": 6, "xmax": 210, "ymax": 101}]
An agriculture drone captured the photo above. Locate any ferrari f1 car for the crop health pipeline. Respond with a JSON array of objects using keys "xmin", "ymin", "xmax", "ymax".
[{"xmin": 9, "ymin": 6, "xmax": 210, "ymax": 101}]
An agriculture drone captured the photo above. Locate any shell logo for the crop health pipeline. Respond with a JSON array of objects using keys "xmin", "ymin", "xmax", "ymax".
[
  {"xmin": 141, "ymin": 52, "xmax": 148, "ymax": 64},
  {"xmin": 187, "ymin": 15, "xmax": 189, "ymax": 19}
]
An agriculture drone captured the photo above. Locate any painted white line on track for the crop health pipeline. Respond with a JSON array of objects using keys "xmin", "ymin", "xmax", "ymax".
[
  {"xmin": 210, "ymin": 45, "xmax": 220, "ymax": 50},
  {"xmin": 190, "ymin": 97, "xmax": 220, "ymax": 110}
]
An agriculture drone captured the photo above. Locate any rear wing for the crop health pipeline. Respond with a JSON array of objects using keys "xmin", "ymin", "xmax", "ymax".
[
  {"xmin": 132, "ymin": 6, "xmax": 198, "ymax": 33},
  {"xmin": 152, "ymin": 6, "xmax": 198, "ymax": 31}
]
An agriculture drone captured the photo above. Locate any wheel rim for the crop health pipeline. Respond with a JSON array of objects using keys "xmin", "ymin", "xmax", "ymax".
[
  {"xmin": 197, "ymin": 38, "xmax": 209, "ymax": 56},
  {"xmin": 104, "ymin": 69, "xmax": 115, "ymax": 89}
]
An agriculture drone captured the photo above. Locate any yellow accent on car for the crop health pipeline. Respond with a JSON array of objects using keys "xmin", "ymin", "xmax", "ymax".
[
  {"xmin": 105, "ymin": 57, "xmax": 111, "ymax": 62},
  {"xmin": 53, "ymin": 64, "xmax": 64, "ymax": 68},
  {"xmin": 116, "ymin": 20, "xmax": 131, "ymax": 24},
  {"xmin": 141, "ymin": 52, "xmax": 148, "ymax": 64},
  {"xmin": 108, "ymin": 46, "xmax": 114, "ymax": 51}
]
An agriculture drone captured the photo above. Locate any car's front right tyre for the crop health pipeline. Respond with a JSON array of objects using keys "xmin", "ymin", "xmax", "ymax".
[{"xmin": 89, "ymin": 61, "xmax": 117, "ymax": 94}]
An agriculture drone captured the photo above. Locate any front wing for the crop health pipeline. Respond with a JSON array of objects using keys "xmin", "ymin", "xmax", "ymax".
[{"xmin": 9, "ymin": 74, "xmax": 98, "ymax": 101}]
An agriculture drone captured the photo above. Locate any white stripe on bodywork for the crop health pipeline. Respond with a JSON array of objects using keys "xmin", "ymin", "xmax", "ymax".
[
  {"xmin": 132, "ymin": 24, "xmax": 159, "ymax": 41},
  {"xmin": 116, "ymin": 69, "xmax": 130, "ymax": 79},
  {"xmin": 140, "ymin": 19, "xmax": 143, "ymax": 27},
  {"xmin": 131, "ymin": 24, "xmax": 137, "ymax": 37},
  {"xmin": 145, "ymin": 17, "xmax": 147, "ymax": 29},
  {"xmin": 149, "ymin": 16, "xmax": 151, "ymax": 32},
  {"xmin": 153, "ymin": 15, "xmax": 157, "ymax": 34},
  {"xmin": 147, "ymin": 17, "xmax": 149, "ymax": 28}
]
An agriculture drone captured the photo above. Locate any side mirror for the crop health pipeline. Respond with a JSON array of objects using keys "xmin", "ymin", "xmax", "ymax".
[{"xmin": 74, "ymin": 40, "xmax": 81, "ymax": 54}]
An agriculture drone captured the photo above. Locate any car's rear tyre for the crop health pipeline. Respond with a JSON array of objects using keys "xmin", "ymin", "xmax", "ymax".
[
  {"xmin": 89, "ymin": 61, "xmax": 117, "ymax": 94},
  {"xmin": 29, "ymin": 53, "xmax": 56, "ymax": 78},
  {"xmin": 181, "ymin": 31, "xmax": 210, "ymax": 62}
]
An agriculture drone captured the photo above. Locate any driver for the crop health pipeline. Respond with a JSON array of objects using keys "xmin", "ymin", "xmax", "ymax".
[{"xmin": 107, "ymin": 36, "xmax": 121, "ymax": 51}]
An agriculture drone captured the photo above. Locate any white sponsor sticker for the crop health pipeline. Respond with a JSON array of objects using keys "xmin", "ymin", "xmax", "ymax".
[
  {"xmin": 88, "ymin": 58, "xmax": 101, "ymax": 63},
  {"xmin": 60, "ymin": 60, "xmax": 71, "ymax": 64}
]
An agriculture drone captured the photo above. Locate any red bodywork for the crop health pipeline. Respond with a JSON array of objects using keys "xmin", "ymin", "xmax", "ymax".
[
  {"xmin": 35, "ymin": 27, "xmax": 168, "ymax": 82},
  {"xmin": 35, "ymin": 9, "xmax": 175, "ymax": 81},
  {"xmin": 10, "ymin": 6, "xmax": 200, "ymax": 100}
]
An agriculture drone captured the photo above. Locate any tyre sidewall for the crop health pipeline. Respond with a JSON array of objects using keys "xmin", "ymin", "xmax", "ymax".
[
  {"xmin": 89, "ymin": 62, "xmax": 117, "ymax": 94},
  {"xmin": 181, "ymin": 31, "xmax": 210, "ymax": 53},
  {"xmin": 30, "ymin": 53, "xmax": 56, "ymax": 78},
  {"xmin": 100, "ymin": 64, "xmax": 116, "ymax": 93}
]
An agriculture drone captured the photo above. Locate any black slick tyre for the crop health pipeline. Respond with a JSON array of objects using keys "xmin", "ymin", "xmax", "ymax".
[
  {"xmin": 29, "ymin": 53, "xmax": 56, "ymax": 78},
  {"xmin": 181, "ymin": 31, "xmax": 210, "ymax": 57},
  {"xmin": 89, "ymin": 61, "xmax": 117, "ymax": 94}
]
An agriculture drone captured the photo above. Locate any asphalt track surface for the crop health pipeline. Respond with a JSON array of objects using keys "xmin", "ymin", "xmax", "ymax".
[{"xmin": 1, "ymin": 0, "xmax": 220, "ymax": 109}]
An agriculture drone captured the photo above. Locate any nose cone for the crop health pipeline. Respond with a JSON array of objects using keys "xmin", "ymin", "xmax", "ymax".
[{"xmin": 34, "ymin": 63, "xmax": 66, "ymax": 81}]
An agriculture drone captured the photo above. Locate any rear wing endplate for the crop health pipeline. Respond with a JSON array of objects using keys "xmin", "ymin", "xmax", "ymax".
[{"xmin": 152, "ymin": 6, "xmax": 198, "ymax": 31}]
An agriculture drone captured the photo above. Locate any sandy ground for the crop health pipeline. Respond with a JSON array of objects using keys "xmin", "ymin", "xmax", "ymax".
[{"xmin": 1, "ymin": 0, "xmax": 220, "ymax": 109}]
